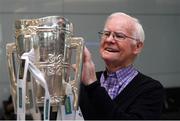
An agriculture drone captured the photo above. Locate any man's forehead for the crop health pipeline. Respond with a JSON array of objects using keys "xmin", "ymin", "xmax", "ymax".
[{"xmin": 104, "ymin": 16, "xmax": 134, "ymax": 33}]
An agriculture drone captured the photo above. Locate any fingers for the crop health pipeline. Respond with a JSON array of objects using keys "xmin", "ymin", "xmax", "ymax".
[
  {"xmin": 71, "ymin": 64, "xmax": 77, "ymax": 72},
  {"xmin": 72, "ymin": 46, "xmax": 91, "ymax": 72},
  {"xmin": 83, "ymin": 46, "xmax": 92, "ymax": 62},
  {"xmin": 71, "ymin": 46, "xmax": 96, "ymax": 86},
  {"xmin": 81, "ymin": 46, "xmax": 97, "ymax": 85}
]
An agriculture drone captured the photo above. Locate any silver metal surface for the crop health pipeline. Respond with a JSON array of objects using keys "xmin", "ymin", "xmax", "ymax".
[{"xmin": 6, "ymin": 16, "xmax": 84, "ymax": 114}]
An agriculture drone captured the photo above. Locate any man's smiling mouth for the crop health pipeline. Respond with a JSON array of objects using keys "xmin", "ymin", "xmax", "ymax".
[{"xmin": 105, "ymin": 47, "xmax": 119, "ymax": 52}]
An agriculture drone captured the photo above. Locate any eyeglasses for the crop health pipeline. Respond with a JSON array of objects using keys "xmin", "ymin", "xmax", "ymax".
[{"xmin": 98, "ymin": 31, "xmax": 138, "ymax": 41}]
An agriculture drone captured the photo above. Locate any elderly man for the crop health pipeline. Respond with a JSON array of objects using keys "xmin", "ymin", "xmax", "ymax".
[{"xmin": 79, "ymin": 12, "xmax": 165, "ymax": 120}]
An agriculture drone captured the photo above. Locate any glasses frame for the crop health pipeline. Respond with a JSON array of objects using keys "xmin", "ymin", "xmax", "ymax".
[{"xmin": 98, "ymin": 31, "xmax": 139, "ymax": 41}]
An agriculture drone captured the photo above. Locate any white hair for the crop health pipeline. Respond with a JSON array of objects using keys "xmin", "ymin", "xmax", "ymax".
[{"xmin": 107, "ymin": 12, "xmax": 145, "ymax": 43}]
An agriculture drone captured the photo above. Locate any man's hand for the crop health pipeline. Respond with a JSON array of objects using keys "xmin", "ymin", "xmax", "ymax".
[
  {"xmin": 81, "ymin": 47, "xmax": 97, "ymax": 85},
  {"xmin": 72, "ymin": 46, "xmax": 97, "ymax": 85}
]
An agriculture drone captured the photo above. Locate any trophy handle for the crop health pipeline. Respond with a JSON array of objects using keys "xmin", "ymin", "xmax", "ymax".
[
  {"xmin": 69, "ymin": 37, "xmax": 84, "ymax": 110},
  {"xmin": 6, "ymin": 42, "xmax": 17, "ymax": 112}
]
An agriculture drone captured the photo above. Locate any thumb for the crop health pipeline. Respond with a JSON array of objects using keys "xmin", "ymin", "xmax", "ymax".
[
  {"xmin": 83, "ymin": 46, "xmax": 92, "ymax": 62},
  {"xmin": 71, "ymin": 64, "xmax": 77, "ymax": 72}
]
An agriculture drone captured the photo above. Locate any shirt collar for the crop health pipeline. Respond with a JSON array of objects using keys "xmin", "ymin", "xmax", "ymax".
[{"xmin": 103, "ymin": 65, "xmax": 137, "ymax": 82}]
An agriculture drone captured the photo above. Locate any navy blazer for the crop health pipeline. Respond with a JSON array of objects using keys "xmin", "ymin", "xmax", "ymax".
[{"xmin": 79, "ymin": 71, "xmax": 165, "ymax": 120}]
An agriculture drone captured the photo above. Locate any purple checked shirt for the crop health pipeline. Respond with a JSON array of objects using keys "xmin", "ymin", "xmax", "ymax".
[{"xmin": 100, "ymin": 65, "xmax": 138, "ymax": 99}]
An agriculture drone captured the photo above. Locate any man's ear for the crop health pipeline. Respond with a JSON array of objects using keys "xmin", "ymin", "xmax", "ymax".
[{"xmin": 134, "ymin": 41, "xmax": 144, "ymax": 54}]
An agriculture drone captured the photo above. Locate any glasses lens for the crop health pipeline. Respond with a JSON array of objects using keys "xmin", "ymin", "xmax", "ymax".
[
  {"xmin": 98, "ymin": 31, "xmax": 137, "ymax": 41},
  {"xmin": 114, "ymin": 32, "xmax": 126, "ymax": 40},
  {"xmin": 98, "ymin": 31, "xmax": 110, "ymax": 39}
]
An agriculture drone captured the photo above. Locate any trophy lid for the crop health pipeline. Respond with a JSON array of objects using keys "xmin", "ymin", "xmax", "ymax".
[{"xmin": 15, "ymin": 16, "xmax": 73, "ymax": 34}]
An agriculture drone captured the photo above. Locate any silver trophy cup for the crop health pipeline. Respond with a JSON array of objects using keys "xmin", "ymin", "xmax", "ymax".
[{"xmin": 6, "ymin": 16, "xmax": 84, "ymax": 120}]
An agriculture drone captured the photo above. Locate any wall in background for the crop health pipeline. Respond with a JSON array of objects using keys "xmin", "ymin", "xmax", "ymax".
[{"xmin": 0, "ymin": 0, "xmax": 180, "ymax": 109}]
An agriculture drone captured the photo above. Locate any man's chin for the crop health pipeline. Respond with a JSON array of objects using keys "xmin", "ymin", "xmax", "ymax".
[
  {"xmin": 103, "ymin": 57, "xmax": 116, "ymax": 64},
  {"xmin": 102, "ymin": 53, "xmax": 118, "ymax": 60}
]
